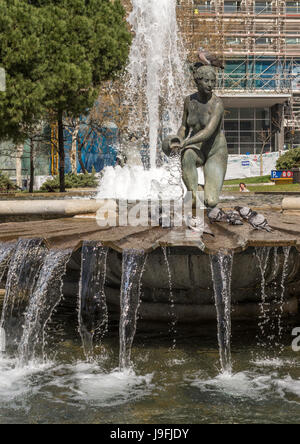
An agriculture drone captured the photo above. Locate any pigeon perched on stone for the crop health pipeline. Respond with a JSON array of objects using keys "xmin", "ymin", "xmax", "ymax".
[
  {"xmin": 208, "ymin": 207, "xmax": 228, "ymax": 223},
  {"xmin": 235, "ymin": 207, "xmax": 272, "ymax": 232},
  {"xmin": 234, "ymin": 206, "xmax": 254, "ymax": 221},
  {"xmin": 186, "ymin": 214, "xmax": 214, "ymax": 236},
  {"xmin": 197, "ymin": 47, "xmax": 224, "ymax": 70},
  {"xmin": 248, "ymin": 212, "xmax": 272, "ymax": 232},
  {"xmin": 226, "ymin": 210, "xmax": 243, "ymax": 226}
]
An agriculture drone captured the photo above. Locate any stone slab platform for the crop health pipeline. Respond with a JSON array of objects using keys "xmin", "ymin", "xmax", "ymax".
[{"xmin": 0, "ymin": 210, "xmax": 300, "ymax": 254}]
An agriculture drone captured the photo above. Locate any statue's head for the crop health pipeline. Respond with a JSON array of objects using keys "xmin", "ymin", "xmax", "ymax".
[{"xmin": 193, "ymin": 65, "xmax": 217, "ymax": 95}]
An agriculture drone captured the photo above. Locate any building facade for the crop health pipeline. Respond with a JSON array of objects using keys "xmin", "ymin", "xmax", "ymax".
[{"xmin": 175, "ymin": 0, "xmax": 300, "ymax": 154}]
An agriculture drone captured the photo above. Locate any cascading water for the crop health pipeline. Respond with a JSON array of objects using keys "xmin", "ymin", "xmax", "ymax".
[
  {"xmin": 210, "ymin": 252, "xmax": 234, "ymax": 374},
  {"xmin": 97, "ymin": 0, "xmax": 189, "ymax": 200},
  {"xmin": 162, "ymin": 247, "xmax": 177, "ymax": 350},
  {"xmin": 0, "ymin": 239, "xmax": 47, "ymax": 350},
  {"xmin": 78, "ymin": 242, "xmax": 109, "ymax": 360},
  {"xmin": 277, "ymin": 247, "xmax": 291, "ymax": 343},
  {"xmin": 125, "ymin": 0, "xmax": 188, "ymax": 168},
  {"xmin": 255, "ymin": 247, "xmax": 273, "ymax": 353},
  {"xmin": 0, "ymin": 243, "xmax": 15, "ymax": 283},
  {"xmin": 255, "ymin": 247, "xmax": 291, "ymax": 356},
  {"xmin": 18, "ymin": 249, "xmax": 71, "ymax": 365},
  {"xmin": 119, "ymin": 249, "xmax": 146, "ymax": 370}
]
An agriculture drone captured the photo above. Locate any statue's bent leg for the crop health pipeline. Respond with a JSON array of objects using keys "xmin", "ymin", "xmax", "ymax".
[
  {"xmin": 182, "ymin": 149, "xmax": 204, "ymax": 207},
  {"xmin": 203, "ymin": 151, "xmax": 228, "ymax": 209}
]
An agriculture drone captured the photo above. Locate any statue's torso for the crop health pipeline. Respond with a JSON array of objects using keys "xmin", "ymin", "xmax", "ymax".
[{"xmin": 187, "ymin": 93, "xmax": 220, "ymax": 137}]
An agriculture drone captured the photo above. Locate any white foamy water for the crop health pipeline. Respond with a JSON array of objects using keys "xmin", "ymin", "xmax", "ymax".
[
  {"xmin": 72, "ymin": 363, "xmax": 153, "ymax": 406},
  {"xmin": 0, "ymin": 355, "xmax": 51, "ymax": 403},
  {"xmin": 97, "ymin": 165, "xmax": 183, "ymax": 200},
  {"xmin": 191, "ymin": 370, "xmax": 300, "ymax": 403},
  {"xmin": 0, "ymin": 355, "xmax": 153, "ymax": 409}
]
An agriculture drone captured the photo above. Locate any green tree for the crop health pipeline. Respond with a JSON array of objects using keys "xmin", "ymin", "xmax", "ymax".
[
  {"xmin": 0, "ymin": 0, "xmax": 131, "ymax": 192},
  {"xmin": 0, "ymin": 0, "xmax": 46, "ymax": 142},
  {"xmin": 34, "ymin": 0, "xmax": 131, "ymax": 191}
]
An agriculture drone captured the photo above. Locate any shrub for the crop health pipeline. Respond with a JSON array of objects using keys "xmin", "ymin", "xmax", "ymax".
[
  {"xmin": 40, "ymin": 172, "xmax": 98, "ymax": 192},
  {"xmin": 0, "ymin": 173, "xmax": 18, "ymax": 192},
  {"xmin": 276, "ymin": 148, "xmax": 300, "ymax": 170}
]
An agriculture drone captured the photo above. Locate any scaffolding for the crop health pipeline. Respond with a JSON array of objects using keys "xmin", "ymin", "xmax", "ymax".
[{"xmin": 176, "ymin": 0, "xmax": 300, "ymax": 136}]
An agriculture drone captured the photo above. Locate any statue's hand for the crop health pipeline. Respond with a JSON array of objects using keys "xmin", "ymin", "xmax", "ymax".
[{"xmin": 181, "ymin": 138, "xmax": 190, "ymax": 149}]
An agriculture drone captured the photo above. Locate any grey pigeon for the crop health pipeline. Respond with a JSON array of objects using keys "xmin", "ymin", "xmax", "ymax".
[
  {"xmin": 197, "ymin": 47, "xmax": 224, "ymax": 70},
  {"xmin": 208, "ymin": 207, "xmax": 228, "ymax": 223},
  {"xmin": 248, "ymin": 212, "xmax": 272, "ymax": 232},
  {"xmin": 234, "ymin": 206, "xmax": 254, "ymax": 221},
  {"xmin": 226, "ymin": 210, "xmax": 243, "ymax": 226}
]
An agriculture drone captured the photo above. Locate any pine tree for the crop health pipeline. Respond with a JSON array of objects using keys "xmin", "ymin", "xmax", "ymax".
[{"xmin": 0, "ymin": 0, "xmax": 131, "ymax": 192}]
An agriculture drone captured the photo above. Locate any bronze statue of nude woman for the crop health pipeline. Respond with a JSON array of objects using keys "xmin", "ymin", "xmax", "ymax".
[{"xmin": 162, "ymin": 65, "xmax": 228, "ymax": 211}]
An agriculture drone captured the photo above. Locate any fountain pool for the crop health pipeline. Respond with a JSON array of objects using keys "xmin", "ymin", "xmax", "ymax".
[{"xmin": 0, "ymin": 318, "xmax": 299, "ymax": 424}]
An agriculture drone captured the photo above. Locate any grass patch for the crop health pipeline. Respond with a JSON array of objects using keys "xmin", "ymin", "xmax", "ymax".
[
  {"xmin": 224, "ymin": 175, "xmax": 271, "ymax": 185},
  {"xmin": 223, "ymin": 183, "xmax": 300, "ymax": 193}
]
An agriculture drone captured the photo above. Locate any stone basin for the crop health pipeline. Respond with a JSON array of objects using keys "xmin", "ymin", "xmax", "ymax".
[{"xmin": 1, "ymin": 207, "xmax": 300, "ymax": 322}]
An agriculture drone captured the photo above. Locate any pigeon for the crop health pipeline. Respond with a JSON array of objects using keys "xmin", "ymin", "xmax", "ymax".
[
  {"xmin": 186, "ymin": 214, "xmax": 214, "ymax": 236},
  {"xmin": 234, "ymin": 206, "xmax": 254, "ymax": 221},
  {"xmin": 248, "ymin": 212, "xmax": 272, "ymax": 232},
  {"xmin": 226, "ymin": 210, "xmax": 244, "ymax": 226},
  {"xmin": 197, "ymin": 47, "xmax": 224, "ymax": 70},
  {"xmin": 208, "ymin": 207, "xmax": 228, "ymax": 223},
  {"xmin": 235, "ymin": 207, "xmax": 272, "ymax": 232}
]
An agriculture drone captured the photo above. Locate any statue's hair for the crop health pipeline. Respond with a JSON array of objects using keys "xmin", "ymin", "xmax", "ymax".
[{"xmin": 193, "ymin": 64, "xmax": 216, "ymax": 81}]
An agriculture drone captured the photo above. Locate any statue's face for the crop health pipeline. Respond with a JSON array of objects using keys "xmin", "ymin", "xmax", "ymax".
[{"xmin": 195, "ymin": 72, "xmax": 216, "ymax": 95}]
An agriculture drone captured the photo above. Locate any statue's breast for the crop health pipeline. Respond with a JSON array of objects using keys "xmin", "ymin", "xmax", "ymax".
[{"xmin": 187, "ymin": 100, "xmax": 211, "ymax": 130}]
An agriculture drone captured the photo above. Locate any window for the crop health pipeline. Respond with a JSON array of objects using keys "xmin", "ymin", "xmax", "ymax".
[
  {"xmin": 255, "ymin": 1, "xmax": 272, "ymax": 14},
  {"xmin": 286, "ymin": 2, "xmax": 300, "ymax": 14},
  {"xmin": 225, "ymin": 37, "xmax": 243, "ymax": 45},
  {"xmin": 286, "ymin": 37, "xmax": 300, "ymax": 45},
  {"xmin": 223, "ymin": 108, "xmax": 273, "ymax": 155},
  {"xmin": 224, "ymin": 1, "xmax": 242, "ymax": 13},
  {"xmin": 255, "ymin": 37, "xmax": 273, "ymax": 45},
  {"xmin": 194, "ymin": 1, "xmax": 212, "ymax": 13}
]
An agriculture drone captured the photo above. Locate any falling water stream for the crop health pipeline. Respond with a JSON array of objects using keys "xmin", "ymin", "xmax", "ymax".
[
  {"xmin": 0, "ymin": 243, "xmax": 15, "ymax": 282},
  {"xmin": 162, "ymin": 247, "xmax": 177, "ymax": 350},
  {"xmin": 78, "ymin": 242, "xmax": 109, "ymax": 360},
  {"xmin": 210, "ymin": 252, "xmax": 234, "ymax": 374},
  {"xmin": 17, "ymin": 249, "xmax": 71, "ymax": 365},
  {"xmin": 119, "ymin": 250, "xmax": 146, "ymax": 370},
  {"xmin": 255, "ymin": 247, "xmax": 291, "ymax": 356},
  {"xmin": 0, "ymin": 239, "xmax": 47, "ymax": 349},
  {"xmin": 126, "ymin": 0, "xmax": 188, "ymax": 168}
]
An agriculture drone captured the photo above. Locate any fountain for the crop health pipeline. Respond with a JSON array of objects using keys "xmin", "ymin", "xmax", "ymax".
[
  {"xmin": 125, "ymin": 0, "xmax": 188, "ymax": 169},
  {"xmin": 18, "ymin": 249, "xmax": 71, "ymax": 364},
  {"xmin": 0, "ymin": 239, "xmax": 47, "ymax": 349},
  {"xmin": 0, "ymin": 1, "xmax": 300, "ymax": 425},
  {"xmin": 97, "ymin": 0, "xmax": 188, "ymax": 201},
  {"xmin": 210, "ymin": 252, "xmax": 233, "ymax": 374},
  {"xmin": 78, "ymin": 242, "xmax": 109, "ymax": 359},
  {"xmin": 119, "ymin": 250, "xmax": 146, "ymax": 369}
]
